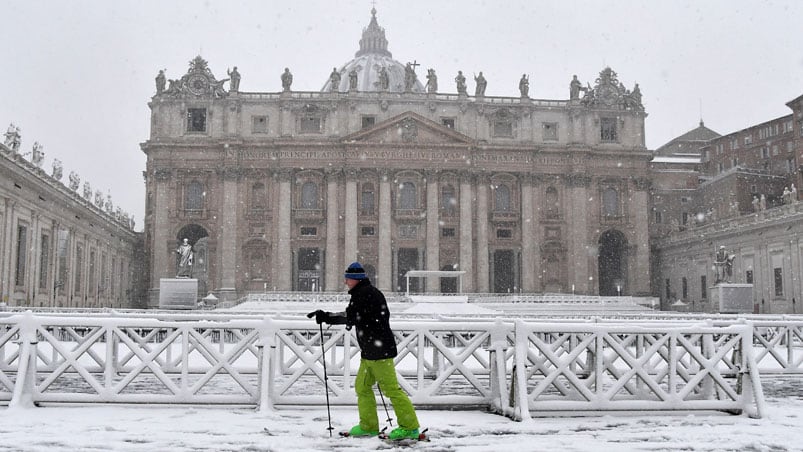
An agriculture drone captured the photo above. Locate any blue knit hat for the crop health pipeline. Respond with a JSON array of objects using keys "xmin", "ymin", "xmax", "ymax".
[{"xmin": 344, "ymin": 262, "xmax": 366, "ymax": 280}]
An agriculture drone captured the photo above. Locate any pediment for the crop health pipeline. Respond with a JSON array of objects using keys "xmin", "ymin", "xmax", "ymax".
[{"xmin": 342, "ymin": 112, "xmax": 473, "ymax": 145}]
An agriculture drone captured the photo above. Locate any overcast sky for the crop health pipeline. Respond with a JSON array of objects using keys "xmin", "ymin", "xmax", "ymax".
[{"xmin": 2, "ymin": 0, "xmax": 802, "ymax": 228}]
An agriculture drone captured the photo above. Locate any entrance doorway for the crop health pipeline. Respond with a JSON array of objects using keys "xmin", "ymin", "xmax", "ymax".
[
  {"xmin": 493, "ymin": 250, "xmax": 516, "ymax": 293},
  {"xmin": 297, "ymin": 248, "xmax": 321, "ymax": 291},
  {"xmin": 598, "ymin": 229, "xmax": 627, "ymax": 296},
  {"xmin": 397, "ymin": 248, "xmax": 420, "ymax": 292}
]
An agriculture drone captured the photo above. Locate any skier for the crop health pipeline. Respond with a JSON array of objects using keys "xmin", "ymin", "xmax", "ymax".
[{"xmin": 309, "ymin": 262, "xmax": 421, "ymax": 441}]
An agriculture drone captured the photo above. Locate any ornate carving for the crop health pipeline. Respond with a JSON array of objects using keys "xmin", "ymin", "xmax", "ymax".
[
  {"xmin": 162, "ymin": 56, "xmax": 229, "ymax": 99},
  {"xmin": 153, "ymin": 168, "xmax": 172, "ymax": 181},
  {"xmin": 631, "ymin": 176, "xmax": 651, "ymax": 190},
  {"xmin": 399, "ymin": 117, "xmax": 418, "ymax": 142},
  {"xmin": 580, "ymin": 67, "xmax": 644, "ymax": 111},
  {"xmin": 564, "ymin": 173, "xmax": 591, "ymax": 188}
]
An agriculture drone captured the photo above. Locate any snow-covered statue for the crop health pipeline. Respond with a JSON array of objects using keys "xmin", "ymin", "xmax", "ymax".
[
  {"xmin": 31, "ymin": 142, "xmax": 45, "ymax": 167},
  {"xmin": 52, "ymin": 159, "xmax": 63, "ymax": 181},
  {"xmin": 69, "ymin": 171, "xmax": 80, "ymax": 191},
  {"xmin": 3, "ymin": 123, "xmax": 21, "ymax": 152},
  {"xmin": 94, "ymin": 190, "xmax": 104, "ymax": 208},
  {"xmin": 129, "ymin": 215, "xmax": 136, "ymax": 230},
  {"xmin": 713, "ymin": 246, "xmax": 736, "ymax": 284},
  {"xmin": 82, "ymin": 182, "xmax": 92, "ymax": 200},
  {"xmin": 105, "ymin": 194, "xmax": 114, "ymax": 213}
]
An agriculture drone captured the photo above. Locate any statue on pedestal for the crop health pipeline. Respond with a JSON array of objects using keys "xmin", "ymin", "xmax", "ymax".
[
  {"xmin": 68, "ymin": 171, "xmax": 80, "ymax": 191},
  {"xmin": 176, "ymin": 238, "xmax": 194, "ymax": 278},
  {"xmin": 425, "ymin": 69, "xmax": 437, "ymax": 93},
  {"xmin": 328, "ymin": 67, "xmax": 341, "ymax": 91},
  {"xmin": 227, "ymin": 66, "xmax": 240, "ymax": 92},
  {"xmin": 348, "ymin": 68, "xmax": 358, "ymax": 90},
  {"xmin": 52, "ymin": 159, "xmax": 63, "ymax": 181},
  {"xmin": 713, "ymin": 246, "xmax": 736, "ymax": 284},
  {"xmin": 377, "ymin": 66, "xmax": 389, "ymax": 91},
  {"xmin": 31, "ymin": 142, "xmax": 44, "ymax": 167},
  {"xmin": 404, "ymin": 62, "xmax": 417, "ymax": 92}
]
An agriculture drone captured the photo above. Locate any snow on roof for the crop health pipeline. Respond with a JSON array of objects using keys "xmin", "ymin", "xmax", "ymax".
[{"xmin": 651, "ymin": 156, "xmax": 700, "ymax": 164}]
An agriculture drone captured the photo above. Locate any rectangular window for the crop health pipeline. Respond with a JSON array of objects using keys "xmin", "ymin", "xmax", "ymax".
[
  {"xmin": 39, "ymin": 233, "xmax": 50, "ymax": 290},
  {"xmin": 441, "ymin": 227, "xmax": 456, "ymax": 238},
  {"xmin": 744, "ymin": 135, "xmax": 752, "ymax": 145},
  {"xmin": 361, "ymin": 116, "xmax": 376, "ymax": 129},
  {"xmin": 681, "ymin": 212, "xmax": 689, "ymax": 225},
  {"xmin": 654, "ymin": 210, "xmax": 663, "ymax": 223},
  {"xmin": 187, "ymin": 108, "xmax": 207, "ymax": 132},
  {"xmin": 600, "ymin": 117, "xmax": 617, "ymax": 142},
  {"xmin": 252, "ymin": 115, "xmax": 268, "ymax": 133},
  {"xmin": 300, "ymin": 226, "xmax": 317, "ymax": 236},
  {"xmin": 57, "ymin": 229, "xmax": 69, "ymax": 295},
  {"xmin": 361, "ymin": 226, "xmax": 375, "ymax": 236},
  {"xmin": 774, "ymin": 268, "xmax": 783, "ymax": 296},
  {"xmin": 441, "ymin": 118, "xmax": 455, "ymax": 129},
  {"xmin": 496, "ymin": 228, "xmax": 513, "ymax": 239},
  {"xmin": 74, "ymin": 244, "xmax": 83, "ymax": 294},
  {"xmin": 300, "ymin": 117, "xmax": 321, "ymax": 133},
  {"xmin": 542, "ymin": 122, "xmax": 558, "ymax": 141},
  {"xmin": 746, "ymin": 270, "xmax": 753, "ymax": 284},
  {"xmin": 15, "ymin": 224, "xmax": 28, "ymax": 286},
  {"xmin": 700, "ymin": 275, "xmax": 707, "ymax": 298},
  {"xmin": 787, "ymin": 158, "xmax": 795, "ymax": 173},
  {"xmin": 100, "ymin": 252, "xmax": 108, "ymax": 294},
  {"xmin": 718, "ymin": 162, "xmax": 724, "ymax": 173},
  {"xmin": 682, "ymin": 277, "xmax": 688, "ymax": 300},
  {"xmin": 89, "ymin": 249, "xmax": 96, "ymax": 296},
  {"xmin": 493, "ymin": 121, "xmax": 513, "ymax": 137},
  {"xmin": 665, "ymin": 278, "xmax": 671, "ymax": 299}
]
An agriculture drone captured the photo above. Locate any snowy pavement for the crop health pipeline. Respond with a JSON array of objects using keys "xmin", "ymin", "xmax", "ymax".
[{"xmin": 2, "ymin": 377, "xmax": 803, "ymax": 451}]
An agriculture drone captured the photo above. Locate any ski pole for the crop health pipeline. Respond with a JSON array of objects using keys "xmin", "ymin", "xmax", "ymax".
[
  {"xmin": 318, "ymin": 322, "xmax": 334, "ymax": 437},
  {"xmin": 377, "ymin": 384, "xmax": 393, "ymax": 427}
]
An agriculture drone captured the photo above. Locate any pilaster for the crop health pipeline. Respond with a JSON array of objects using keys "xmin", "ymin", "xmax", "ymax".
[
  {"xmin": 459, "ymin": 172, "xmax": 474, "ymax": 292},
  {"xmin": 324, "ymin": 168, "xmax": 341, "ymax": 291},
  {"xmin": 275, "ymin": 168, "xmax": 293, "ymax": 290},
  {"xmin": 425, "ymin": 170, "xmax": 440, "ymax": 292},
  {"xmin": 378, "ymin": 169, "xmax": 392, "ymax": 291},
  {"xmin": 476, "ymin": 172, "xmax": 489, "ymax": 292}
]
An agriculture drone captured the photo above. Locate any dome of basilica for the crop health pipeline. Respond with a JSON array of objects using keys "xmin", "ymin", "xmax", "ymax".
[{"xmin": 321, "ymin": 8, "xmax": 425, "ymax": 93}]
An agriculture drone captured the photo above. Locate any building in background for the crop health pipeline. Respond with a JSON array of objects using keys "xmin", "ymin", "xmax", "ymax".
[
  {"xmin": 651, "ymin": 96, "xmax": 803, "ymax": 313},
  {"xmin": 0, "ymin": 130, "xmax": 144, "ymax": 308},
  {"xmin": 142, "ymin": 8, "xmax": 652, "ymax": 305}
]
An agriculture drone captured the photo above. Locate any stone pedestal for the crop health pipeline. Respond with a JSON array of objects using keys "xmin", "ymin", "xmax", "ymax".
[
  {"xmin": 709, "ymin": 283, "xmax": 754, "ymax": 314},
  {"xmin": 158, "ymin": 278, "xmax": 198, "ymax": 309}
]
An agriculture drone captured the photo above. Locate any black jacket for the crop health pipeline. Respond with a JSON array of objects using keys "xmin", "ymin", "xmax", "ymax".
[{"xmin": 328, "ymin": 278, "xmax": 397, "ymax": 360}]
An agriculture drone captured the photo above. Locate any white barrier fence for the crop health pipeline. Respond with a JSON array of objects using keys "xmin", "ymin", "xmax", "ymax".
[{"xmin": 0, "ymin": 312, "xmax": 768, "ymax": 418}]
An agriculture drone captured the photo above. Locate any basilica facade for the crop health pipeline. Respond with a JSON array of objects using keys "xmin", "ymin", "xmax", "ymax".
[{"xmin": 142, "ymin": 9, "xmax": 651, "ymax": 304}]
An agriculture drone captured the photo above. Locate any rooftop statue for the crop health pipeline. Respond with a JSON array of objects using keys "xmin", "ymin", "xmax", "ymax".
[
  {"xmin": 31, "ymin": 141, "xmax": 45, "ymax": 167},
  {"xmin": 4, "ymin": 123, "xmax": 21, "ymax": 152},
  {"xmin": 68, "ymin": 171, "xmax": 80, "ymax": 191},
  {"xmin": 83, "ymin": 182, "xmax": 92, "ymax": 200},
  {"xmin": 329, "ymin": 67, "xmax": 341, "ymax": 92},
  {"xmin": 52, "ymin": 158, "xmax": 63, "ymax": 181},
  {"xmin": 519, "ymin": 74, "xmax": 529, "ymax": 98},
  {"xmin": 474, "ymin": 71, "xmax": 487, "ymax": 97},
  {"xmin": 404, "ymin": 62, "xmax": 417, "ymax": 92},
  {"xmin": 227, "ymin": 66, "xmax": 240, "ymax": 92},
  {"xmin": 570, "ymin": 75, "xmax": 583, "ymax": 100},
  {"xmin": 94, "ymin": 190, "xmax": 104, "ymax": 208},
  {"xmin": 155, "ymin": 69, "xmax": 166, "ymax": 94},
  {"xmin": 281, "ymin": 68, "xmax": 293, "ymax": 91},
  {"xmin": 349, "ymin": 68, "xmax": 358, "ymax": 90},
  {"xmin": 455, "ymin": 71, "xmax": 467, "ymax": 95},
  {"xmin": 378, "ymin": 66, "xmax": 389, "ymax": 91},
  {"xmin": 425, "ymin": 68, "xmax": 437, "ymax": 93}
]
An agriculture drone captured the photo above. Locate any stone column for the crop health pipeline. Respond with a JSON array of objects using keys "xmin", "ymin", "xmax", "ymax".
[
  {"xmin": 425, "ymin": 170, "xmax": 440, "ymax": 292},
  {"xmin": 631, "ymin": 177, "xmax": 651, "ymax": 295},
  {"xmin": 275, "ymin": 169, "xmax": 293, "ymax": 290},
  {"xmin": 520, "ymin": 175, "xmax": 536, "ymax": 292},
  {"xmin": 343, "ymin": 168, "xmax": 358, "ymax": 266},
  {"xmin": 566, "ymin": 174, "xmax": 591, "ymax": 293},
  {"xmin": 324, "ymin": 168, "xmax": 340, "ymax": 291},
  {"xmin": 218, "ymin": 167, "xmax": 240, "ymax": 299},
  {"xmin": 377, "ymin": 170, "xmax": 392, "ymax": 292},
  {"xmin": 476, "ymin": 173, "xmax": 490, "ymax": 293},
  {"xmin": 531, "ymin": 175, "xmax": 544, "ymax": 291},
  {"xmin": 0, "ymin": 198, "xmax": 10, "ymax": 303},
  {"xmin": 459, "ymin": 172, "xmax": 474, "ymax": 292}
]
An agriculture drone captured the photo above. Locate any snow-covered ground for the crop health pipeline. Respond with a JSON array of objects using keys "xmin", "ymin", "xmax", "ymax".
[{"xmin": 2, "ymin": 377, "xmax": 802, "ymax": 451}]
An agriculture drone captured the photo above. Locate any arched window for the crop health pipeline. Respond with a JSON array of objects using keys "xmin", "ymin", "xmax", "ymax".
[
  {"xmin": 361, "ymin": 183, "xmax": 375, "ymax": 214},
  {"xmin": 247, "ymin": 247, "xmax": 267, "ymax": 280},
  {"xmin": 301, "ymin": 181, "xmax": 318, "ymax": 209},
  {"xmin": 603, "ymin": 187, "xmax": 619, "ymax": 217},
  {"xmin": 251, "ymin": 183, "xmax": 267, "ymax": 210},
  {"xmin": 186, "ymin": 181, "xmax": 204, "ymax": 210},
  {"xmin": 545, "ymin": 186, "xmax": 559, "ymax": 218},
  {"xmin": 441, "ymin": 185, "xmax": 456, "ymax": 215},
  {"xmin": 399, "ymin": 182, "xmax": 417, "ymax": 209},
  {"xmin": 495, "ymin": 184, "xmax": 511, "ymax": 211}
]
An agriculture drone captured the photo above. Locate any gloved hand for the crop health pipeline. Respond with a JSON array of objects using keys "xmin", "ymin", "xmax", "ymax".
[{"xmin": 306, "ymin": 309, "xmax": 329, "ymax": 324}]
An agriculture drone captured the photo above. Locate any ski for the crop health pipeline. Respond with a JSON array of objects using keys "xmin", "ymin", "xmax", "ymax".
[{"xmin": 378, "ymin": 428, "xmax": 429, "ymax": 445}]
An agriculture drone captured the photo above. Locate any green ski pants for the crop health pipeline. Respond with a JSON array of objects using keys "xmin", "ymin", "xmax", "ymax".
[{"xmin": 355, "ymin": 357, "xmax": 419, "ymax": 431}]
